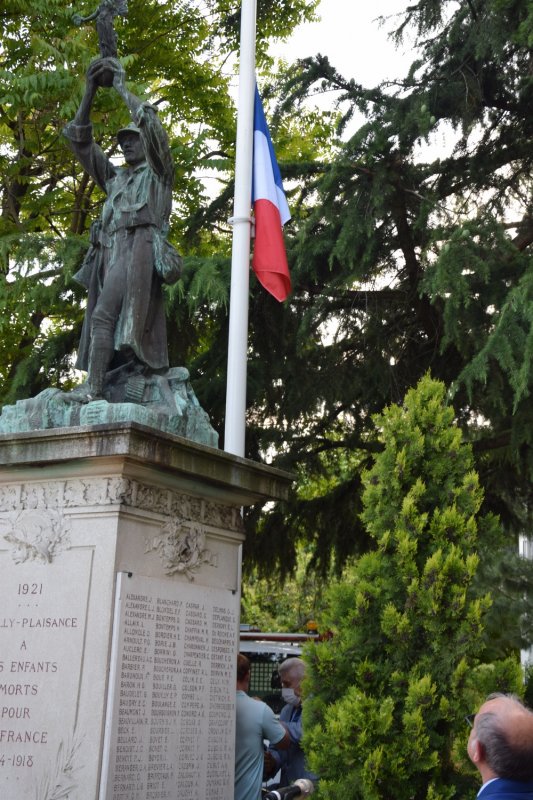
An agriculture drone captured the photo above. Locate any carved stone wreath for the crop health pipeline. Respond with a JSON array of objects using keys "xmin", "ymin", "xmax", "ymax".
[
  {"xmin": 1, "ymin": 509, "xmax": 71, "ymax": 564},
  {"xmin": 145, "ymin": 518, "xmax": 216, "ymax": 580},
  {"xmin": 36, "ymin": 730, "xmax": 83, "ymax": 800}
]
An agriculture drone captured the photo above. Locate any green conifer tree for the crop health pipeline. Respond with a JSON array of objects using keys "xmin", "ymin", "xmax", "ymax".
[{"xmin": 303, "ymin": 375, "xmax": 523, "ymax": 800}]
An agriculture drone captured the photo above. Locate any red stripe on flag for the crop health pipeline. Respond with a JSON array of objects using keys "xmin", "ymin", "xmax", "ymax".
[{"xmin": 252, "ymin": 199, "xmax": 291, "ymax": 302}]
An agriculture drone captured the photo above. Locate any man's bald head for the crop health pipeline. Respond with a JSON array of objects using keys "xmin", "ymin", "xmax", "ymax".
[{"xmin": 468, "ymin": 693, "xmax": 533, "ymax": 783}]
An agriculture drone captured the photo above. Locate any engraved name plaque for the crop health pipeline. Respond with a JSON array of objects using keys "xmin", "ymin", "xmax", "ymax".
[
  {"xmin": 0, "ymin": 547, "xmax": 93, "ymax": 798},
  {"xmin": 100, "ymin": 573, "xmax": 239, "ymax": 800}
]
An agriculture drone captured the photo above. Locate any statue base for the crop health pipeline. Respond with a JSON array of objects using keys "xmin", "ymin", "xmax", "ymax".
[{"xmin": 0, "ymin": 367, "xmax": 218, "ymax": 448}]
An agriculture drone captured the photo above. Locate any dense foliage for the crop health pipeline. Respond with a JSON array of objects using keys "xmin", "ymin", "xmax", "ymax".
[
  {"xmin": 241, "ymin": 543, "xmax": 329, "ymax": 631},
  {"xmin": 235, "ymin": 0, "xmax": 533, "ymax": 649},
  {"xmin": 302, "ymin": 376, "xmax": 523, "ymax": 800}
]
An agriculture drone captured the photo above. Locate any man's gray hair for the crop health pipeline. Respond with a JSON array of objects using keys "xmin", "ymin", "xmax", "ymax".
[
  {"xmin": 476, "ymin": 693, "xmax": 533, "ymax": 781},
  {"xmin": 278, "ymin": 657, "xmax": 305, "ymax": 680}
]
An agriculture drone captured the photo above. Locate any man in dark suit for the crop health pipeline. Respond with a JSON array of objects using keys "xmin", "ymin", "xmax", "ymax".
[{"xmin": 467, "ymin": 693, "xmax": 533, "ymax": 798}]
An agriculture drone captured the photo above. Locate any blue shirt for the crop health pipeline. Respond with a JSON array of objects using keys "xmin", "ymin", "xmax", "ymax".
[{"xmin": 267, "ymin": 703, "xmax": 318, "ymax": 786}]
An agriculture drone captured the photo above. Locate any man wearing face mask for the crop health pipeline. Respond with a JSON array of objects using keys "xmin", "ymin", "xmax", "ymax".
[{"xmin": 264, "ymin": 657, "xmax": 318, "ymax": 787}]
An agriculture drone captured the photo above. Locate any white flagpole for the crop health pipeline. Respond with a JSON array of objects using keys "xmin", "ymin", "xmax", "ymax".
[{"xmin": 224, "ymin": 0, "xmax": 257, "ymax": 457}]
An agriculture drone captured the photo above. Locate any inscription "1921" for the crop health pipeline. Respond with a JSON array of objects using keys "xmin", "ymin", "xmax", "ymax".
[{"xmin": 17, "ymin": 584, "xmax": 43, "ymax": 596}]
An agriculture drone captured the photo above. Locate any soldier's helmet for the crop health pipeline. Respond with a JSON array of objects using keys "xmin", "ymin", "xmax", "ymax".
[{"xmin": 117, "ymin": 123, "xmax": 141, "ymax": 145}]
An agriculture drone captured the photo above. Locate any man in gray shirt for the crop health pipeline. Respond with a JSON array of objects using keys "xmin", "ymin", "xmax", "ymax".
[{"xmin": 235, "ymin": 654, "xmax": 288, "ymax": 800}]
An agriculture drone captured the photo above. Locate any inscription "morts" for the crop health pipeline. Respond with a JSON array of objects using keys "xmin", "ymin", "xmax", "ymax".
[{"xmin": 0, "ymin": 684, "xmax": 38, "ymax": 696}]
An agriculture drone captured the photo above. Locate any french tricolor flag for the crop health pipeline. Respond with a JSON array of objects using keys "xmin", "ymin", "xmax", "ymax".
[{"xmin": 252, "ymin": 86, "xmax": 291, "ymax": 302}]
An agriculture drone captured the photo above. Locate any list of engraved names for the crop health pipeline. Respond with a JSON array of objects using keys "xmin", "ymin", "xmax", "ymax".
[{"xmin": 103, "ymin": 574, "xmax": 238, "ymax": 800}]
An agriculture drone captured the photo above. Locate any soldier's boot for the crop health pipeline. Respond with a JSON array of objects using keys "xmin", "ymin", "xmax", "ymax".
[
  {"xmin": 63, "ymin": 331, "xmax": 113, "ymax": 404},
  {"xmin": 85, "ymin": 330, "xmax": 114, "ymax": 400}
]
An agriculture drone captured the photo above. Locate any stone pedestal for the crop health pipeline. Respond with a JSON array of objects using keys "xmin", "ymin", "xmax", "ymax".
[{"xmin": 0, "ymin": 423, "xmax": 291, "ymax": 800}]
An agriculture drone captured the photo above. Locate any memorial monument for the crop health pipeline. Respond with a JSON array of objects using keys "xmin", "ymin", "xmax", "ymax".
[
  {"xmin": 0, "ymin": 428, "xmax": 291, "ymax": 799},
  {"xmin": 0, "ymin": 6, "xmax": 293, "ymax": 798}
]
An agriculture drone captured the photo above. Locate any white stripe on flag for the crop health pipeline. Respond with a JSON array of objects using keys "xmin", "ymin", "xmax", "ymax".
[{"xmin": 253, "ymin": 129, "xmax": 291, "ymax": 224}]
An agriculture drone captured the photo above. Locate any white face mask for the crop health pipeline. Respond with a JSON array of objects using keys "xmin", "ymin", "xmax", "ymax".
[{"xmin": 281, "ymin": 687, "xmax": 301, "ymax": 707}]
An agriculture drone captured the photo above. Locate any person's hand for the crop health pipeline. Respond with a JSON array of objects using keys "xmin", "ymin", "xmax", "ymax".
[
  {"xmin": 85, "ymin": 59, "xmax": 101, "ymax": 92},
  {"xmin": 263, "ymin": 750, "xmax": 278, "ymax": 779},
  {"xmin": 86, "ymin": 57, "xmax": 120, "ymax": 90}
]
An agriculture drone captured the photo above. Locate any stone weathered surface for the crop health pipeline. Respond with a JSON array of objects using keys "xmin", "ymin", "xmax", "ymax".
[{"xmin": 0, "ymin": 422, "xmax": 292, "ymax": 505}]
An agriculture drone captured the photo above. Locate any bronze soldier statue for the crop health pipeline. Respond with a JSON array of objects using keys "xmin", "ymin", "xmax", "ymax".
[
  {"xmin": 0, "ymin": 1, "xmax": 217, "ymax": 445},
  {"xmin": 63, "ymin": 57, "xmax": 181, "ymax": 402}
]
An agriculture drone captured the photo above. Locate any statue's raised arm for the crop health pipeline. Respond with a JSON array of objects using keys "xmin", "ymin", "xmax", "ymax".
[{"xmin": 112, "ymin": 60, "xmax": 175, "ymax": 185}]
